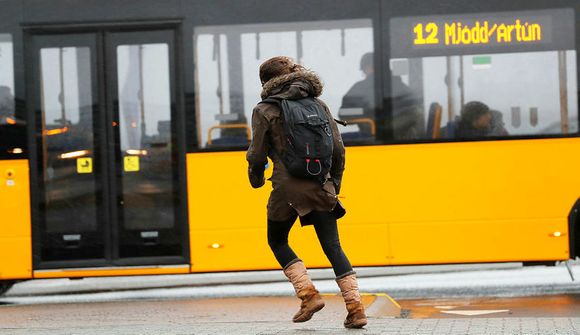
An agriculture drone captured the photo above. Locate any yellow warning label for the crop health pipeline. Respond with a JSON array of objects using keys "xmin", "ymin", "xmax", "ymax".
[
  {"xmin": 124, "ymin": 156, "xmax": 140, "ymax": 172},
  {"xmin": 77, "ymin": 157, "xmax": 93, "ymax": 174}
]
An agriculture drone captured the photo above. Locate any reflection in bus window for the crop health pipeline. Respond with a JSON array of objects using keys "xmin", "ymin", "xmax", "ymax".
[
  {"xmin": 0, "ymin": 34, "xmax": 15, "ymax": 125},
  {"xmin": 388, "ymin": 58, "xmax": 424, "ymax": 140},
  {"xmin": 390, "ymin": 51, "xmax": 578, "ymax": 140},
  {"xmin": 40, "ymin": 46, "xmax": 97, "ymax": 233},
  {"xmin": 0, "ymin": 33, "xmax": 22, "ymax": 157},
  {"xmin": 194, "ymin": 19, "xmax": 374, "ymax": 149},
  {"xmin": 116, "ymin": 43, "xmax": 174, "ymax": 231},
  {"xmin": 117, "ymin": 44, "xmax": 172, "ymax": 152}
]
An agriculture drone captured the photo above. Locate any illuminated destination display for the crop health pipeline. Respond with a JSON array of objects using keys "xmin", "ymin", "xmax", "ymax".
[
  {"xmin": 413, "ymin": 20, "xmax": 542, "ymax": 46},
  {"xmin": 390, "ymin": 8, "xmax": 574, "ymax": 58}
]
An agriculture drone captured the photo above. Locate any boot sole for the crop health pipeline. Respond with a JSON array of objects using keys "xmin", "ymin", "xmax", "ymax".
[
  {"xmin": 292, "ymin": 302, "xmax": 325, "ymax": 323},
  {"xmin": 344, "ymin": 320, "xmax": 368, "ymax": 329}
]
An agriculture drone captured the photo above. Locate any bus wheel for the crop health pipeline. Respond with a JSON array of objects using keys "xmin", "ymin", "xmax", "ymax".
[{"xmin": 0, "ymin": 281, "xmax": 15, "ymax": 296}]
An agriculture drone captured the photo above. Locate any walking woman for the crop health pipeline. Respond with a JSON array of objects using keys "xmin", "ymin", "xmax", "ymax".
[{"xmin": 246, "ymin": 56, "xmax": 367, "ymax": 328}]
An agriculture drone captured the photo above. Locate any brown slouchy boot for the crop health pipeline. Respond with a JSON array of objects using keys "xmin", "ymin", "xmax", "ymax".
[
  {"xmin": 283, "ymin": 260, "xmax": 325, "ymax": 322},
  {"xmin": 336, "ymin": 274, "xmax": 367, "ymax": 328}
]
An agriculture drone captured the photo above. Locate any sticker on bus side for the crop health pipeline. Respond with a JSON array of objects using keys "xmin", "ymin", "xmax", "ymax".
[
  {"xmin": 76, "ymin": 157, "xmax": 93, "ymax": 174},
  {"xmin": 124, "ymin": 156, "xmax": 140, "ymax": 172}
]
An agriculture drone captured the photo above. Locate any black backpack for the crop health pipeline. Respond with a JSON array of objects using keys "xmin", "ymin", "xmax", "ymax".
[{"xmin": 262, "ymin": 97, "xmax": 333, "ymax": 180}]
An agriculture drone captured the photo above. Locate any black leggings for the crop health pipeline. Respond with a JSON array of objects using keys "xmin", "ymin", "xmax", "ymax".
[{"xmin": 267, "ymin": 211, "xmax": 354, "ymax": 278}]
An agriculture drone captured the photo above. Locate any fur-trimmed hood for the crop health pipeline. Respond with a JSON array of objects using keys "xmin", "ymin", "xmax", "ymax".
[{"xmin": 260, "ymin": 71, "xmax": 323, "ymax": 100}]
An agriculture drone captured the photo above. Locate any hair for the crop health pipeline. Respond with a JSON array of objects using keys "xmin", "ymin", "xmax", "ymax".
[
  {"xmin": 461, "ymin": 101, "xmax": 491, "ymax": 125},
  {"xmin": 360, "ymin": 52, "xmax": 373, "ymax": 71},
  {"xmin": 259, "ymin": 56, "xmax": 303, "ymax": 85}
]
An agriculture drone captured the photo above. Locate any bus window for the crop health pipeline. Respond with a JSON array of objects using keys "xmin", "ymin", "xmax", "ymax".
[
  {"xmin": 194, "ymin": 19, "xmax": 375, "ymax": 150},
  {"xmin": 0, "ymin": 33, "xmax": 23, "ymax": 158},
  {"xmin": 387, "ymin": 58, "xmax": 425, "ymax": 140},
  {"xmin": 389, "ymin": 8, "xmax": 578, "ymax": 141},
  {"xmin": 0, "ymin": 34, "xmax": 15, "ymax": 125},
  {"xmin": 39, "ymin": 46, "xmax": 99, "ymax": 235}
]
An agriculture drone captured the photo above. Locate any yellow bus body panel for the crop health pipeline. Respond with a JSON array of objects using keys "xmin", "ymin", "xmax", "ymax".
[
  {"xmin": 187, "ymin": 138, "xmax": 578, "ymax": 272},
  {"xmin": 33, "ymin": 266, "xmax": 190, "ymax": 279},
  {"xmin": 0, "ymin": 159, "xmax": 32, "ymax": 280}
]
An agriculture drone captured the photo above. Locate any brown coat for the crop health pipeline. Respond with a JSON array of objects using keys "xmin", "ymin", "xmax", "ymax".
[{"xmin": 246, "ymin": 71, "xmax": 346, "ymax": 223}]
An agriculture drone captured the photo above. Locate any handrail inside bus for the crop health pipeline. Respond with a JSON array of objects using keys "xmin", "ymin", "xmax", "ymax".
[
  {"xmin": 429, "ymin": 103, "xmax": 442, "ymax": 139},
  {"xmin": 347, "ymin": 118, "xmax": 376, "ymax": 136}
]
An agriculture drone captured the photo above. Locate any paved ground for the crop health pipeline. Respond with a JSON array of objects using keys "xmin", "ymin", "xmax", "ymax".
[
  {"xmin": 3, "ymin": 318, "xmax": 578, "ymax": 335},
  {"xmin": 1, "ymin": 294, "xmax": 579, "ymax": 334},
  {"xmin": 2, "ymin": 263, "xmax": 579, "ymax": 334}
]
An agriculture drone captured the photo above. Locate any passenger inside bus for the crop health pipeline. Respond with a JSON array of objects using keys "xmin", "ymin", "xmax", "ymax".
[
  {"xmin": 444, "ymin": 101, "xmax": 510, "ymax": 139},
  {"xmin": 489, "ymin": 110, "xmax": 509, "ymax": 136},
  {"xmin": 455, "ymin": 101, "xmax": 492, "ymax": 138},
  {"xmin": 339, "ymin": 52, "xmax": 375, "ymax": 141}
]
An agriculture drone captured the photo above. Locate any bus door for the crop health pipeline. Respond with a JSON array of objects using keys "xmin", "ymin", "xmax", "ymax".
[{"xmin": 28, "ymin": 28, "xmax": 188, "ymax": 269}]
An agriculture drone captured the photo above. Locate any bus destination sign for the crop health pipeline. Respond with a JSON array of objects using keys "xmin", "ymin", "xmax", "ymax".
[
  {"xmin": 390, "ymin": 8, "xmax": 574, "ymax": 58},
  {"xmin": 413, "ymin": 19, "xmax": 542, "ymax": 46}
]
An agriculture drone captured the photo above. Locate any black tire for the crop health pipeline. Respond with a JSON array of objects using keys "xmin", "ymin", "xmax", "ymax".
[{"xmin": 0, "ymin": 281, "xmax": 15, "ymax": 296}]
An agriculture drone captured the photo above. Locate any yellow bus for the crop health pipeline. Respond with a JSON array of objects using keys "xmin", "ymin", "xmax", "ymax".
[{"xmin": 1, "ymin": 0, "xmax": 579, "ymax": 294}]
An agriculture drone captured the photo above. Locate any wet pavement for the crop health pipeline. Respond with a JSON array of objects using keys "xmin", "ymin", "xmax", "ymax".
[
  {"xmin": 400, "ymin": 294, "xmax": 580, "ymax": 318},
  {"xmin": 0, "ymin": 293, "xmax": 579, "ymax": 334}
]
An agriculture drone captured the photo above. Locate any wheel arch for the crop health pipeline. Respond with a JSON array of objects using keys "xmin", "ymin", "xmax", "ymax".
[{"xmin": 568, "ymin": 198, "xmax": 580, "ymax": 259}]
